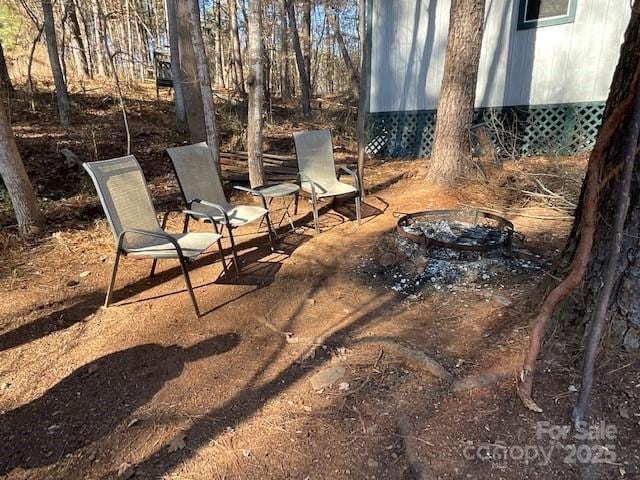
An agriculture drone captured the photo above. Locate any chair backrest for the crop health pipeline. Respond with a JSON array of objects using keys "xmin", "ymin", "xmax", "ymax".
[
  {"xmin": 293, "ymin": 130, "xmax": 337, "ymax": 184},
  {"xmin": 166, "ymin": 142, "xmax": 230, "ymax": 209},
  {"xmin": 83, "ymin": 155, "xmax": 161, "ymax": 248}
]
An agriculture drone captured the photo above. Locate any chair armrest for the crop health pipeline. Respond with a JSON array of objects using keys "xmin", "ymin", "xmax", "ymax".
[
  {"xmin": 190, "ymin": 199, "xmax": 230, "ymax": 225},
  {"xmin": 182, "ymin": 209, "xmax": 222, "ymax": 234},
  {"xmin": 118, "ymin": 228, "xmax": 185, "ymax": 260},
  {"xmin": 297, "ymin": 172, "xmax": 318, "ymax": 199},
  {"xmin": 337, "ymin": 166, "xmax": 361, "ymax": 192},
  {"xmin": 159, "ymin": 209, "xmax": 183, "ymax": 230},
  {"xmin": 233, "ymin": 185, "xmax": 268, "ymax": 209}
]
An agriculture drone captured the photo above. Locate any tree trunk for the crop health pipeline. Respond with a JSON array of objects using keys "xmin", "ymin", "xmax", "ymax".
[
  {"xmin": 284, "ymin": 0, "xmax": 311, "ymax": 118},
  {"xmin": 279, "ymin": 0, "xmax": 291, "ymax": 99},
  {"xmin": 356, "ymin": 0, "xmax": 368, "ymax": 193},
  {"xmin": 64, "ymin": 0, "xmax": 90, "ymax": 78},
  {"xmin": 300, "ymin": 0, "xmax": 311, "ymax": 87},
  {"xmin": 177, "ymin": 0, "xmax": 206, "ymax": 142},
  {"xmin": 247, "ymin": 0, "xmax": 265, "ymax": 188},
  {"xmin": 557, "ymin": 7, "xmax": 640, "ymax": 354},
  {"xmin": 426, "ymin": 0, "xmax": 485, "ymax": 185},
  {"xmin": 0, "ymin": 41, "xmax": 14, "ymax": 93},
  {"xmin": 228, "ymin": 0, "xmax": 246, "ymax": 96},
  {"xmin": 42, "ymin": 0, "xmax": 71, "ymax": 126},
  {"xmin": 324, "ymin": 2, "xmax": 358, "ymax": 98},
  {"xmin": 187, "ymin": 0, "xmax": 221, "ymax": 170},
  {"xmin": 166, "ymin": 0, "xmax": 187, "ymax": 132},
  {"xmin": 0, "ymin": 101, "xmax": 43, "ymax": 235}
]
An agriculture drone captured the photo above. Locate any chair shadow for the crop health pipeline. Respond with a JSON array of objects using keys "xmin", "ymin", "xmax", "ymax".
[{"xmin": 0, "ymin": 333, "xmax": 240, "ymax": 476}]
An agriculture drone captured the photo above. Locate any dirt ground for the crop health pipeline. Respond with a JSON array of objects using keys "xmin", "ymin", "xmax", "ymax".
[{"xmin": 1, "ymin": 85, "xmax": 639, "ymax": 479}]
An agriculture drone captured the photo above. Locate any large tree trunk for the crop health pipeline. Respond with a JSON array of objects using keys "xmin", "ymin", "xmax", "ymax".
[
  {"xmin": 426, "ymin": 0, "xmax": 485, "ymax": 185},
  {"xmin": 284, "ymin": 0, "xmax": 311, "ymax": 118},
  {"xmin": 0, "ymin": 101, "xmax": 43, "ymax": 235},
  {"xmin": 0, "ymin": 41, "xmax": 14, "ymax": 93},
  {"xmin": 166, "ymin": 0, "xmax": 187, "ymax": 132},
  {"xmin": 247, "ymin": 0, "xmax": 265, "ymax": 188},
  {"xmin": 517, "ymin": 2, "xmax": 640, "ymax": 414},
  {"xmin": 187, "ymin": 0, "xmax": 221, "ymax": 170},
  {"xmin": 228, "ymin": 0, "xmax": 246, "ymax": 96},
  {"xmin": 558, "ymin": 9, "xmax": 640, "ymax": 353},
  {"xmin": 42, "ymin": 0, "xmax": 71, "ymax": 126},
  {"xmin": 177, "ymin": 0, "xmax": 206, "ymax": 143},
  {"xmin": 324, "ymin": 2, "xmax": 358, "ymax": 98}
]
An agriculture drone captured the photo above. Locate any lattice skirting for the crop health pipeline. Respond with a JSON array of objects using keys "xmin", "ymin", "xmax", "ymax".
[{"xmin": 366, "ymin": 102, "xmax": 605, "ymax": 159}]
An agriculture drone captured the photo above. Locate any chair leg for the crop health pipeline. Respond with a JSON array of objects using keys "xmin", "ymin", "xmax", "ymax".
[
  {"xmin": 355, "ymin": 195, "xmax": 362, "ymax": 225},
  {"xmin": 264, "ymin": 213, "xmax": 276, "ymax": 249},
  {"xmin": 105, "ymin": 250, "xmax": 122, "ymax": 308},
  {"xmin": 182, "ymin": 214, "xmax": 190, "ymax": 233},
  {"xmin": 312, "ymin": 197, "xmax": 320, "ymax": 233},
  {"xmin": 180, "ymin": 258, "xmax": 200, "ymax": 317},
  {"xmin": 216, "ymin": 237, "xmax": 228, "ymax": 276},
  {"xmin": 226, "ymin": 225, "xmax": 241, "ymax": 275},
  {"xmin": 293, "ymin": 191, "xmax": 300, "ymax": 215},
  {"xmin": 150, "ymin": 259, "xmax": 158, "ymax": 278}
]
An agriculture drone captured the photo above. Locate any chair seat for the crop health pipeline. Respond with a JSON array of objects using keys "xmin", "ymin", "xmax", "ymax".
[
  {"xmin": 194, "ymin": 204, "xmax": 268, "ymax": 226},
  {"xmin": 125, "ymin": 232, "xmax": 221, "ymax": 258},
  {"xmin": 301, "ymin": 180, "xmax": 357, "ymax": 198}
]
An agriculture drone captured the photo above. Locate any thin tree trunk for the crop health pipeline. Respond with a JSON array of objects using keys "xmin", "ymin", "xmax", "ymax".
[
  {"xmin": 0, "ymin": 101, "xmax": 43, "ymax": 235},
  {"xmin": 42, "ymin": 0, "xmax": 71, "ymax": 126},
  {"xmin": 228, "ymin": 0, "xmax": 245, "ymax": 95},
  {"xmin": 64, "ymin": 0, "xmax": 90, "ymax": 77},
  {"xmin": 279, "ymin": 0, "xmax": 291, "ymax": 99},
  {"xmin": 247, "ymin": 0, "xmax": 265, "ymax": 188},
  {"xmin": 426, "ymin": 0, "xmax": 486, "ymax": 185},
  {"xmin": 91, "ymin": 0, "xmax": 106, "ymax": 76},
  {"xmin": 0, "ymin": 41, "xmax": 14, "ymax": 93},
  {"xmin": 187, "ymin": 0, "xmax": 221, "ymax": 171},
  {"xmin": 301, "ymin": 0, "xmax": 311, "ymax": 86},
  {"xmin": 356, "ymin": 0, "xmax": 368, "ymax": 193},
  {"xmin": 324, "ymin": 2, "xmax": 358, "ymax": 97},
  {"xmin": 284, "ymin": 0, "xmax": 311, "ymax": 117},
  {"xmin": 166, "ymin": 0, "xmax": 187, "ymax": 131},
  {"xmin": 177, "ymin": 0, "xmax": 206, "ymax": 142}
]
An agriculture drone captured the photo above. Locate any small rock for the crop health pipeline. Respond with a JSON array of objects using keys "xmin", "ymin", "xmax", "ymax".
[
  {"xmin": 310, "ymin": 366, "xmax": 345, "ymax": 390},
  {"xmin": 568, "ymin": 385, "xmax": 578, "ymax": 393},
  {"xmin": 305, "ymin": 298, "xmax": 316, "ymax": 306},
  {"xmin": 242, "ymin": 449, "xmax": 251, "ymax": 457},
  {"xmin": 79, "ymin": 270, "xmax": 91, "ymax": 278},
  {"xmin": 0, "ymin": 382, "xmax": 10, "ymax": 391},
  {"xmin": 338, "ymin": 382, "xmax": 350, "ymax": 391}
]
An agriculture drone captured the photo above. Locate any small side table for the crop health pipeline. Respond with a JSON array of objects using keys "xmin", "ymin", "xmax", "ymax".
[{"xmin": 254, "ymin": 183, "xmax": 300, "ymax": 233}]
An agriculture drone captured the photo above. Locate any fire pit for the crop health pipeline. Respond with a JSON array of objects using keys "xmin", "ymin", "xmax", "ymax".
[
  {"xmin": 362, "ymin": 208, "xmax": 541, "ymax": 296},
  {"xmin": 396, "ymin": 209, "xmax": 514, "ymax": 253}
]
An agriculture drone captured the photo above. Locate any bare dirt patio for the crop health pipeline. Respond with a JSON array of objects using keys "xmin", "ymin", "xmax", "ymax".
[{"xmin": 0, "ymin": 91, "xmax": 638, "ymax": 480}]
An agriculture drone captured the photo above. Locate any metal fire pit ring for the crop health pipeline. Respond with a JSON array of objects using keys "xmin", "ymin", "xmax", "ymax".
[{"xmin": 396, "ymin": 209, "xmax": 514, "ymax": 252}]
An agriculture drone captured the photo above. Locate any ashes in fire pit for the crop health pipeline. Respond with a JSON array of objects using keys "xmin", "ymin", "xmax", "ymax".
[{"xmin": 363, "ymin": 209, "xmax": 544, "ymax": 296}]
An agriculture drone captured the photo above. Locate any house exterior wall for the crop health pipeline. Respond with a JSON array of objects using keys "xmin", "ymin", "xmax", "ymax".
[
  {"xmin": 366, "ymin": 0, "xmax": 631, "ymax": 158},
  {"xmin": 369, "ymin": 0, "xmax": 630, "ymax": 112}
]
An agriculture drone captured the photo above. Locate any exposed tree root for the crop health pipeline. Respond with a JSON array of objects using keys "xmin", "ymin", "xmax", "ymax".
[
  {"xmin": 397, "ymin": 416, "xmax": 429, "ymax": 480},
  {"xmin": 517, "ymin": 73, "xmax": 639, "ymax": 412},
  {"xmin": 452, "ymin": 368, "xmax": 517, "ymax": 393},
  {"xmin": 352, "ymin": 336, "xmax": 452, "ymax": 382}
]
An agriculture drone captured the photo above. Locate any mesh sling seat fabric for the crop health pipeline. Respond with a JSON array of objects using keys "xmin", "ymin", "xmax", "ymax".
[
  {"xmin": 166, "ymin": 142, "xmax": 275, "ymax": 274},
  {"xmin": 83, "ymin": 155, "xmax": 228, "ymax": 317},
  {"xmin": 293, "ymin": 130, "xmax": 362, "ymax": 232}
]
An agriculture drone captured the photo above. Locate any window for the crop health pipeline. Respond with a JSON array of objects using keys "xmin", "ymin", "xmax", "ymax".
[{"xmin": 517, "ymin": 0, "xmax": 577, "ymax": 30}]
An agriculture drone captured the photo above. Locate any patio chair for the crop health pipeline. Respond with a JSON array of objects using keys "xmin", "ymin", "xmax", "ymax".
[
  {"xmin": 83, "ymin": 155, "xmax": 228, "ymax": 317},
  {"xmin": 165, "ymin": 142, "xmax": 275, "ymax": 274},
  {"xmin": 293, "ymin": 130, "xmax": 361, "ymax": 233}
]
